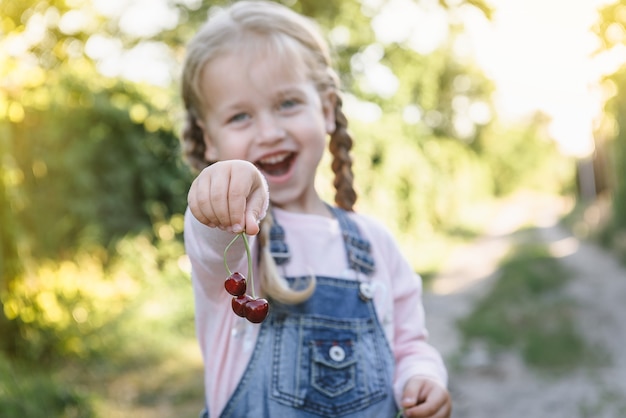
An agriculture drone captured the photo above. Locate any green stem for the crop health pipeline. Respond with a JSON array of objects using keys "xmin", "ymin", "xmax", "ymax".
[
  {"xmin": 241, "ymin": 233, "xmax": 255, "ymax": 299},
  {"xmin": 223, "ymin": 233, "xmax": 241, "ymax": 276},
  {"xmin": 395, "ymin": 410, "xmax": 404, "ymax": 418}
]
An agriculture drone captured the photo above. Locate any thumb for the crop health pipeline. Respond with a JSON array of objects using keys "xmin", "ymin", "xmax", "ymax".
[
  {"xmin": 401, "ymin": 377, "xmax": 428, "ymax": 409},
  {"xmin": 243, "ymin": 173, "xmax": 269, "ymax": 235},
  {"xmin": 400, "ymin": 376, "xmax": 431, "ymax": 408}
]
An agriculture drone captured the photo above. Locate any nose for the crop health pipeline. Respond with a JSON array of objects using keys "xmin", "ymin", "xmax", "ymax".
[{"xmin": 255, "ymin": 112, "xmax": 285, "ymax": 144}]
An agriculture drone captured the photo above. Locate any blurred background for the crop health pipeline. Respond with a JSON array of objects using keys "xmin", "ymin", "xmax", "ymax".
[{"xmin": 2, "ymin": 0, "xmax": 626, "ymax": 417}]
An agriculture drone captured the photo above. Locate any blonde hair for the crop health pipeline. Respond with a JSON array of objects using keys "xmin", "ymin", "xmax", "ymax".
[{"xmin": 181, "ymin": 0, "xmax": 357, "ymax": 304}]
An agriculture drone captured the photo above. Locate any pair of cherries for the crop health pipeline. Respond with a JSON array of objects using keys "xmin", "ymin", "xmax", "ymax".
[
  {"xmin": 223, "ymin": 233, "xmax": 269, "ymax": 324},
  {"xmin": 224, "ymin": 271, "xmax": 269, "ymax": 323}
]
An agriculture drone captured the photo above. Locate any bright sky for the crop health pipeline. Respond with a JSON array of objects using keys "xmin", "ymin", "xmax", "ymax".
[{"xmin": 462, "ymin": 0, "xmax": 624, "ymax": 156}]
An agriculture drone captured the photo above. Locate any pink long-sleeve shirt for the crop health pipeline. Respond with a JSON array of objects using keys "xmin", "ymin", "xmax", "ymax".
[{"xmin": 184, "ymin": 206, "xmax": 447, "ymax": 418}]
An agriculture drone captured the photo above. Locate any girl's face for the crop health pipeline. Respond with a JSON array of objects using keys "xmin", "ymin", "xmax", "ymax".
[{"xmin": 197, "ymin": 50, "xmax": 335, "ymax": 213}]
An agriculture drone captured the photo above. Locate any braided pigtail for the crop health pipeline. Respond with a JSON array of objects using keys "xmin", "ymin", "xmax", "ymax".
[
  {"xmin": 329, "ymin": 95, "xmax": 357, "ymax": 211},
  {"xmin": 258, "ymin": 210, "xmax": 315, "ymax": 304},
  {"xmin": 182, "ymin": 111, "xmax": 210, "ymax": 172}
]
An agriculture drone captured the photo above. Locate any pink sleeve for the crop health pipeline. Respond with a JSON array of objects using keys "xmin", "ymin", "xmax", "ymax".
[
  {"xmin": 363, "ymin": 218, "xmax": 448, "ymax": 403},
  {"xmin": 391, "ymin": 264, "xmax": 448, "ymax": 401}
]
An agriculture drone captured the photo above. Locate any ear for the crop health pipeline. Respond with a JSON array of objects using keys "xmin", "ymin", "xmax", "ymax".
[
  {"xmin": 321, "ymin": 89, "xmax": 337, "ymax": 134},
  {"xmin": 196, "ymin": 119, "xmax": 219, "ymax": 161}
]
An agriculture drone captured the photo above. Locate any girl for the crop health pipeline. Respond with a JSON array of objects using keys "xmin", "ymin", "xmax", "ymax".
[{"xmin": 181, "ymin": 1, "xmax": 451, "ymax": 417}]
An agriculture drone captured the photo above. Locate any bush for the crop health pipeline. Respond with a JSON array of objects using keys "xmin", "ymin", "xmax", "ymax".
[
  {"xmin": 1, "ymin": 214, "xmax": 194, "ymax": 363},
  {"xmin": 0, "ymin": 354, "xmax": 96, "ymax": 418}
]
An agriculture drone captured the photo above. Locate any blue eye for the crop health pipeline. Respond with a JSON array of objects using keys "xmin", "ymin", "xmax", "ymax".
[
  {"xmin": 280, "ymin": 99, "xmax": 297, "ymax": 109},
  {"xmin": 229, "ymin": 113, "xmax": 249, "ymax": 123}
]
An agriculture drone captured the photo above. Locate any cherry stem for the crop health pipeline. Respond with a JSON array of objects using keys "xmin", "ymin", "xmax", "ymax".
[
  {"xmin": 223, "ymin": 233, "xmax": 241, "ymax": 276},
  {"xmin": 241, "ymin": 233, "xmax": 255, "ymax": 299},
  {"xmin": 223, "ymin": 232, "xmax": 256, "ymax": 299},
  {"xmin": 395, "ymin": 410, "xmax": 405, "ymax": 418}
]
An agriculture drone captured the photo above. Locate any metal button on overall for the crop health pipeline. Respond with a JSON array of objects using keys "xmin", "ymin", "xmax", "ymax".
[{"xmin": 329, "ymin": 345, "xmax": 346, "ymax": 362}]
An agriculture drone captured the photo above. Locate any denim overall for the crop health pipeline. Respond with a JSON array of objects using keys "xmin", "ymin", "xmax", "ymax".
[{"xmin": 204, "ymin": 207, "xmax": 398, "ymax": 418}]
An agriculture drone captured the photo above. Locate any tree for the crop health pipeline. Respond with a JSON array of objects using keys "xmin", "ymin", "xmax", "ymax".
[
  {"xmin": 0, "ymin": 151, "xmax": 22, "ymax": 355},
  {"xmin": 593, "ymin": 1, "xmax": 626, "ymax": 238}
]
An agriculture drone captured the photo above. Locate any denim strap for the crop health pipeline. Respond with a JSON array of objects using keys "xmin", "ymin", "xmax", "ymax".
[
  {"xmin": 327, "ymin": 206, "xmax": 376, "ymax": 276},
  {"xmin": 269, "ymin": 218, "xmax": 290, "ymax": 266}
]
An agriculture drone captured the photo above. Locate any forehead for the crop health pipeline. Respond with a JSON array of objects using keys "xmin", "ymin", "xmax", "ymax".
[
  {"xmin": 200, "ymin": 35, "xmax": 312, "ymax": 99},
  {"xmin": 233, "ymin": 32, "xmax": 311, "ymax": 73},
  {"xmin": 202, "ymin": 53, "xmax": 306, "ymax": 98}
]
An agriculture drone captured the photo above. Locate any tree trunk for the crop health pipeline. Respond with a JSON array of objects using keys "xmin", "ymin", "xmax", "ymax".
[{"xmin": 0, "ymin": 141, "xmax": 22, "ymax": 356}]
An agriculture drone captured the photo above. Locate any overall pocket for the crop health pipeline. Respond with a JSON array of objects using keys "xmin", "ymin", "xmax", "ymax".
[
  {"xmin": 310, "ymin": 338, "xmax": 356, "ymax": 397},
  {"xmin": 270, "ymin": 315, "xmax": 389, "ymax": 417}
]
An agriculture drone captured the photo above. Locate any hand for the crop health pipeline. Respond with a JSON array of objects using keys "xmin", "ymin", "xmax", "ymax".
[
  {"xmin": 188, "ymin": 160, "xmax": 269, "ymax": 235},
  {"xmin": 399, "ymin": 376, "xmax": 451, "ymax": 418}
]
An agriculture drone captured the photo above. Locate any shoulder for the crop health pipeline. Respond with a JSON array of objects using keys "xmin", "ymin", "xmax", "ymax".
[
  {"xmin": 346, "ymin": 210, "xmax": 387, "ymax": 232},
  {"xmin": 347, "ymin": 210, "xmax": 419, "ymax": 288},
  {"xmin": 345, "ymin": 210, "xmax": 400, "ymax": 253}
]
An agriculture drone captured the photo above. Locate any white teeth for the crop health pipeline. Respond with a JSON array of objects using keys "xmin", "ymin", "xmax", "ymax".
[{"xmin": 258, "ymin": 152, "xmax": 290, "ymax": 165}]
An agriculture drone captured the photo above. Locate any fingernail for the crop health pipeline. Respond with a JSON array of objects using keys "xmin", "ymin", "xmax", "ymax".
[{"xmin": 232, "ymin": 224, "xmax": 242, "ymax": 233}]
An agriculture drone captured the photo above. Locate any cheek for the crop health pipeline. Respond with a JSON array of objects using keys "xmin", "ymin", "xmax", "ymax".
[
  {"xmin": 204, "ymin": 124, "xmax": 250, "ymax": 161},
  {"xmin": 216, "ymin": 139, "xmax": 250, "ymax": 161},
  {"xmin": 313, "ymin": 121, "xmax": 330, "ymax": 154},
  {"xmin": 307, "ymin": 129, "xmax": 327, "ymax": 165}
]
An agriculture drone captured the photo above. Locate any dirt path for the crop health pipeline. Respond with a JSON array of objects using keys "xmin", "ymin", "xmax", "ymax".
[{"xmin": 423, "ymin": 192, "xmax": 626, "ymax": 418}]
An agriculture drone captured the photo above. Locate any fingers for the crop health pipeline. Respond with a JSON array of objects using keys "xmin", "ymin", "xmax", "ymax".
[
  {"xmin": 188, "ymin": 160, "xmax": 269, "ymax": 235},
  {"xmin": 400, "ymin": 378, "xmax": 451, "ymax": 418},
  {"xmin": 402, "ymin": 394, "xmax": 451, "ymax": 418},
  {"xmin": 244, "ymin": 173, "xmax": 269, "ymax": 236},
  {"xmin": 188, "ymin": 175, "xmax": 213, "ymax": 226},
  {"xmin": 207, "ymin": 163, "xmax": 239, "ymax": 230}
]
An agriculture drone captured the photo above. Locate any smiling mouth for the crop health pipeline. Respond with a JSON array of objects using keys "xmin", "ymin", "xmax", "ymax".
[{"xmin": 255, "ymin": 152, "xmax": 296, "ymax": 177}]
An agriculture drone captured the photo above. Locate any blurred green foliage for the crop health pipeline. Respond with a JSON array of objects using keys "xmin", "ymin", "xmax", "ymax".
[
  {"xmin": 2, "ymin": 215, "xmax": 192, "ymax": 359},
  {"xmin": 0, "ymin": 0, "xmax": 578, "ymax": 413},
  {"xmin": 594, "ymin": 0, "xmax": 626, "ymax": 259},
  {"xmin": 8, "ymin": 77, "xmax": 192, "ymax": 260},
  {"xmin": 0, "ymin": 352, "xmax": 97, "ymax": 418}
]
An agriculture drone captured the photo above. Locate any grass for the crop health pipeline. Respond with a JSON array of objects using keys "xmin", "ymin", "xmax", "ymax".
[
  {"xmin": 457, "ymin": 230, "xmax": 601, "ymax": 373},
  {"xmin": 57, "ymin": 298, "xmax": 206, "ymax": 418},
  {"xmin": 0, "ymin": 337, "xmax": 205, "ymax": 418},
  {"xmin": 0, "ymin": 354, "xmax": 96, "ymax": 418},
  {"xmin": 85, "ymin": 338, "xmax": 205, "ymax": 418},
  {"xmin": 578, "ymin": 386, "xmax": 626, "ymax": 418}
]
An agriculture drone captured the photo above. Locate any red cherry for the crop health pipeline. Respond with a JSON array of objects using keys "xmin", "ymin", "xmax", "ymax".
[
  {"xmin": 244, "ymin": 298, "xmax": 269, "ymax": 323},
  {"xmin": 225, "ymin": 272, "xmax": 247, "ymax": 296},
  {"xmin": 232, "ymin": 294, "xmax": 253, "ymax": 317}
]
